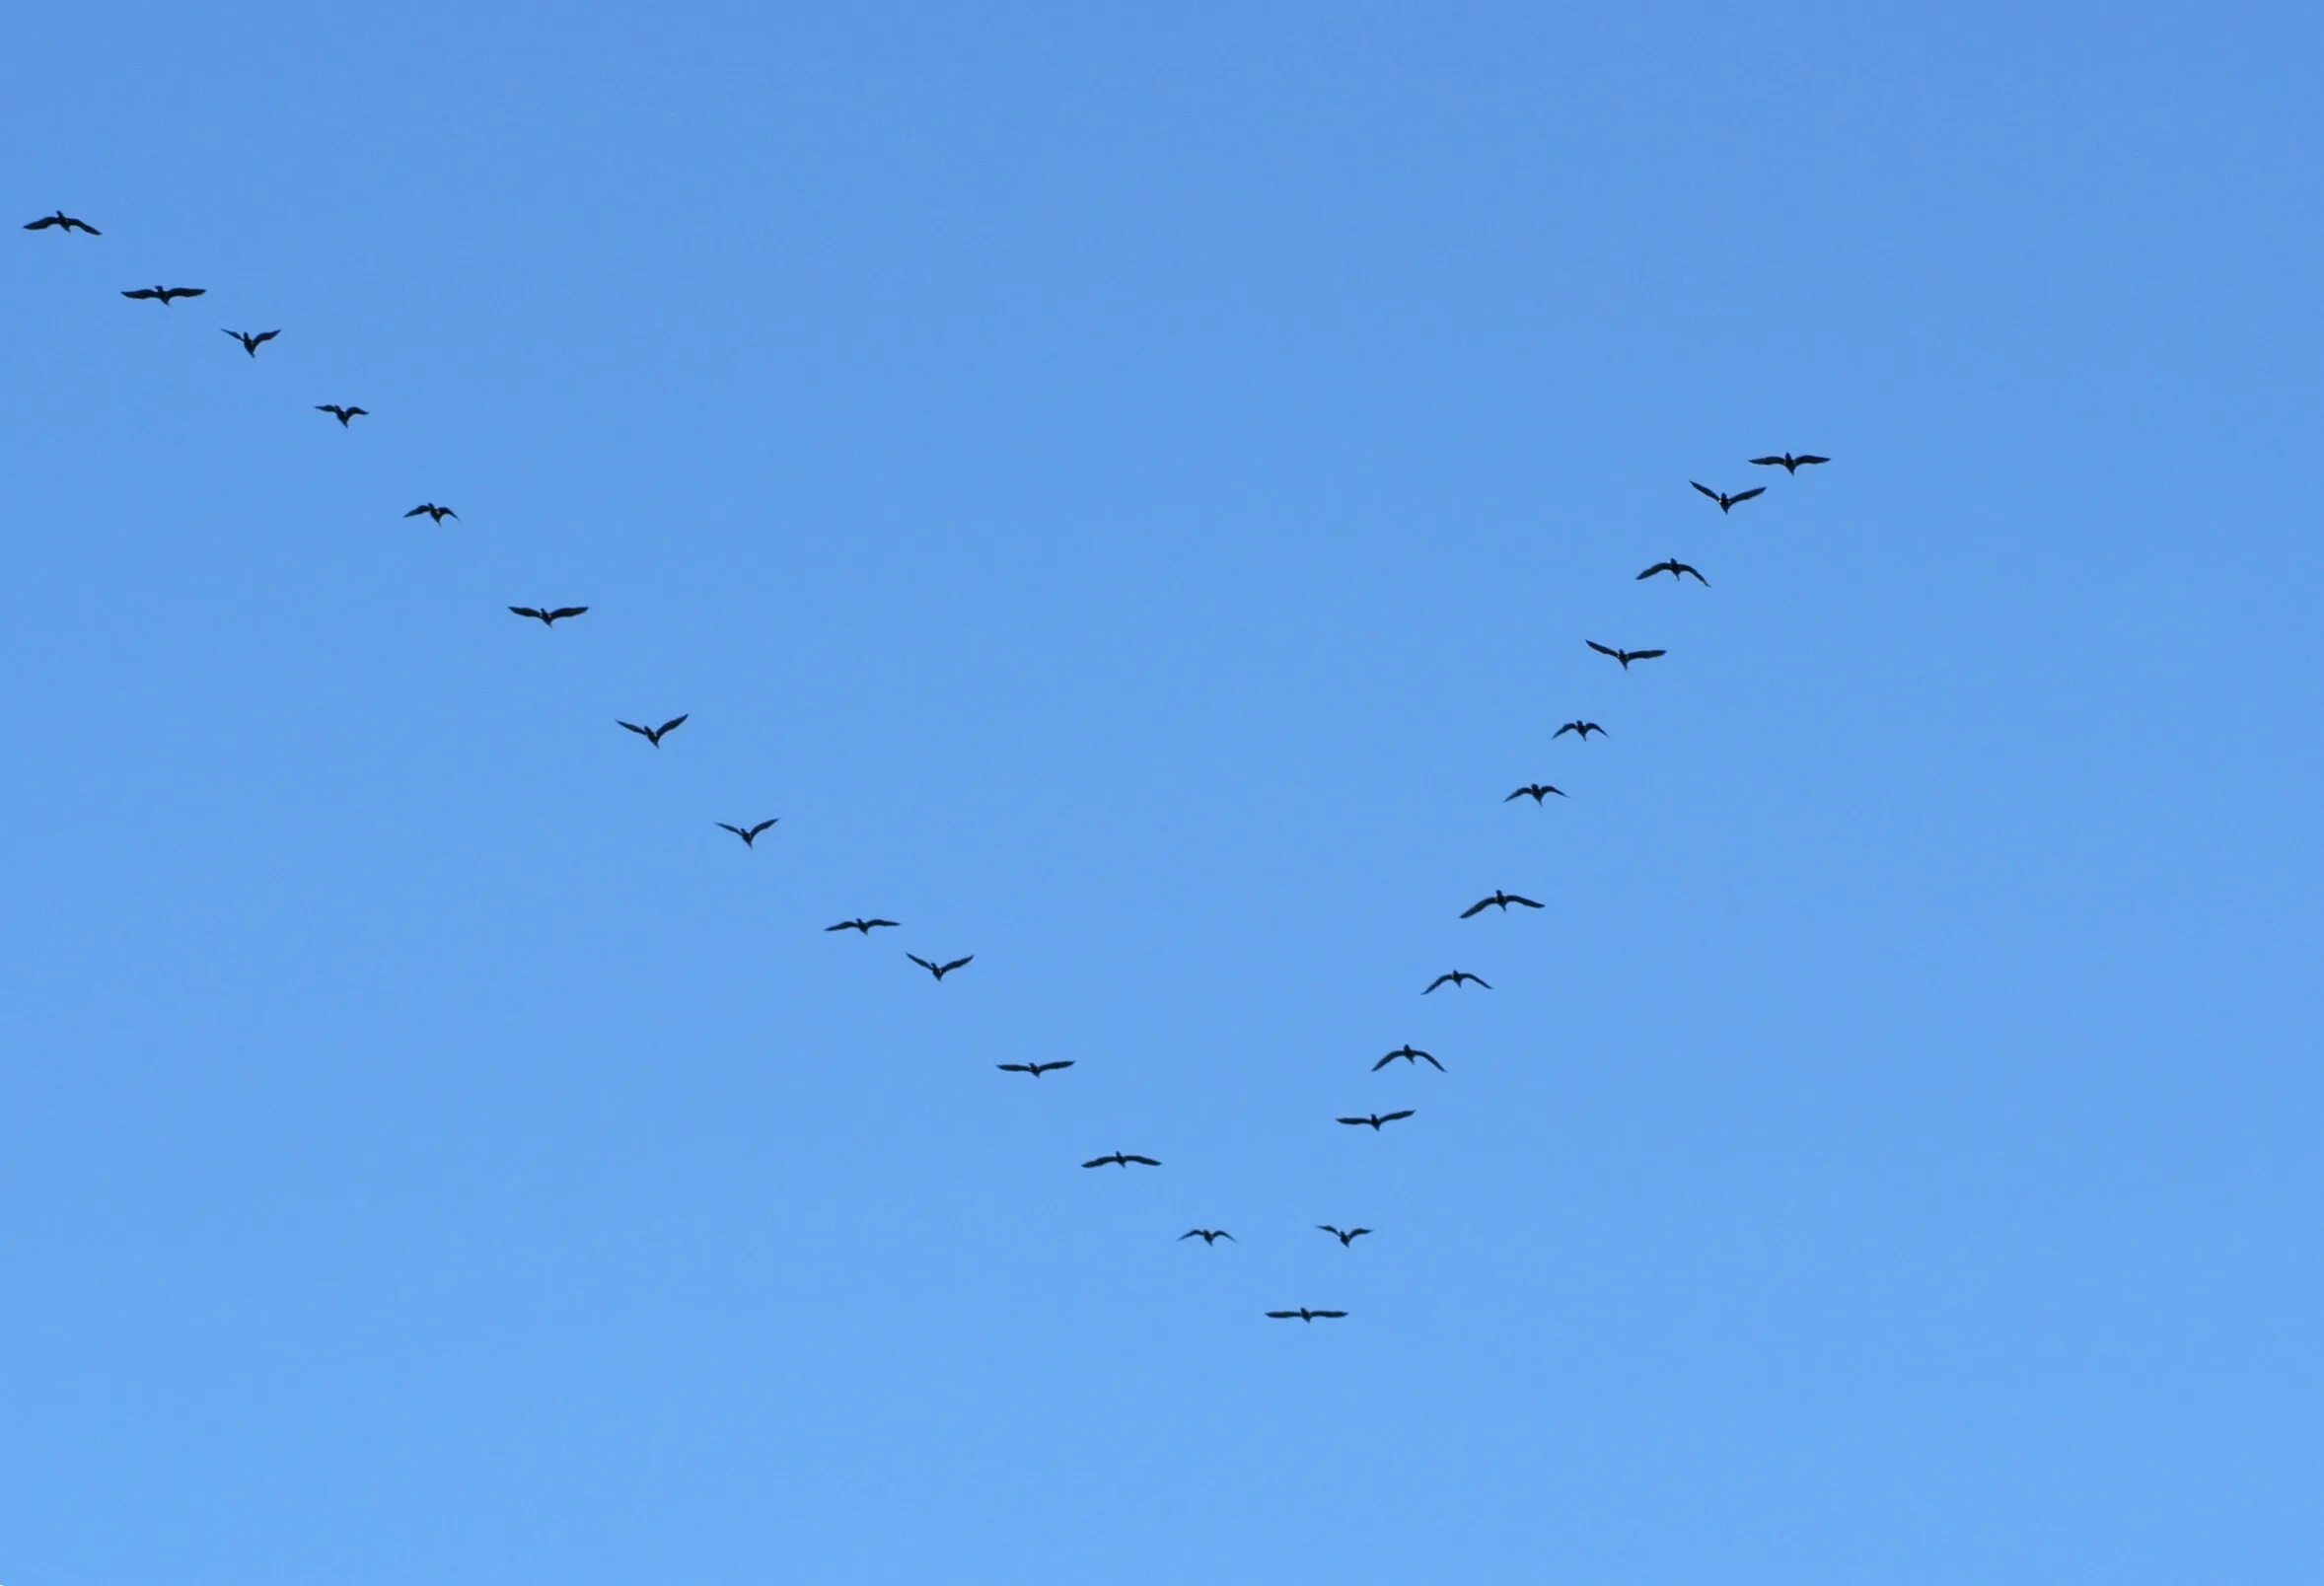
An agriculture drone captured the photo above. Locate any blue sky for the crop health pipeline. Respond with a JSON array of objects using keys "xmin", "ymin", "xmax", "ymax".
[{"xmin": 7, "ymin": 3, "xmax": 2320, "ymax": 1580}]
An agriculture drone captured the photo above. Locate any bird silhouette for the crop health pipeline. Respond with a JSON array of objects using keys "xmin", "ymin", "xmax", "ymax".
[
  {"xmin": 509, "ymin": 605, "xmax": 587, "ymax": 627},
  {"xmin": 1317, "ymin": 1225, "xmax": 1373, "ymax": 1246},
  {"xmin": 26, "ymin": 211, "xmax": 100, "ymax": 235},
  {"xmin": 715, "ymin": 819, "xmax": 778, "ymax": 846},
  {"xmin": 1554, "ymin": 720, "xmax": 1608, "ymax": 741},
  {"xmin": 1373, "ymin": 1045, "xmax": 1444, "ymax": 1072},
  {"xmin": 1337, "ymin": 1111, "xmax": 1416, "ymax": 1131},
  {"xmin": 1266, "ymin": 1308, "xmax": 1347, "ymax": 1322},
  {"xmin": 315, "ymin": 403, "xmax": 368, "ymax": 426},
  {"xmin": 1180, "ymin": 1228, "xmax": 1235, "ymax": 1245},
  {"xmin": 1586, "ymin": 640, "xmax": 1666, "ymax": 671},
  {"xmin": 825, "ymin": 917, "xmax": 900, "ymax": 934},
  {"xmin": 1749, "ymin": 452, "xmax": 1829, "ymax": 473},
  {"xmin": 617, "ymin": 715, "xmax": 688, "ymax": 747},
  {"xmin": 1505, "ymin": 783, "xmax": 1567, "ymax": 803},
  {"xmin": 222, "ymin": 328, "xmax": 279, "ymax": 357},
  {"xmin": 1691, "ymin": 481, "xmax": 1765, "ymax": 513},
  {"xmin": 404, "ymin": 503, "xmax": 458, "ymax": 523},
  {"xmin": 1462, "ymin": 890, "xmax": 1544, "ymax": 918},
  {"xmin": 1423, "ymin": 971, "xmax": 1490, "ymax": 993},
  {"xmin": 121, "ymin": 285, "xmax": 203, "ymax": 305},
  {"xmin": 908, "ymin": 953, "xmax": 974, "ymax": 980},
  {"xmin": 1082, "ymin": 1151, "xmax": 1161, "ymax": 1169},
  {"xmin": 1636, "ymin": 558, "xmax": 1707, "ymax": 585},
  {"xmin": 997, "ymin": 1060, "xmax": 1075, "ymax": 1078}
]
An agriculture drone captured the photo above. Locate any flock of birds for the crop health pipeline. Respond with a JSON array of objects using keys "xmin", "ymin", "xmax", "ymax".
[{"xmin": 30, "ymin": 203, "xmax": 1830, "ymax": 1326}]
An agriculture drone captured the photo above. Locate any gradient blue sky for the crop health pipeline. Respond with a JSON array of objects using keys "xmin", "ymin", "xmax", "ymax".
[{"xmin": 8, "ymin": 4, "xmax": 2320, "ymax": 1581}]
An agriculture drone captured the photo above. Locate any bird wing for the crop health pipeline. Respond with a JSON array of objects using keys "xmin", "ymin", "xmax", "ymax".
[
  {"xmin": 122, "ymin": 288, "xmax": 160, "ymax": 299},
  {"xmin": 1731, "ymin": 486, "xmax": 1764, "ymax": 503},
  {"xmin": 656, "ymin": 715, "xmax": 688, "ymax": 735},
  {"xmin": 344, "ymin": 405, "xmax": 366, "ymax": 415},
  {"xmin": 997, "ymin": 1064, "xmax": 1033, "ymax": 1073},
  {"xmin": 316, "ymin": 404, "xmax": 338, "ymax": 414},
  {"xmin": 548, "ymin": 608, "xmax": 588, "ymax": 620},
  {"xmin": 1585, "ymin": 724, "xmax": 1605, "ymax": 736},
  {"xmin": 254, "ymin": 328, "xmax": 278, "ymax": 343},
  {"xmin": 1043, "ymin": 1060, "xmax": 1075, "ymax": 1072},
  {"xmin": 1423, "ymin": 975, "xmax": 1451, "ymax": 992},
  {"xmin": 941, "ymin": 956, "xmax": 974, "ymax": 973},
  {"xmin": 164, "ymin": 287, "xmax": 204, "ymax": 300},
  {"xmin": 1748, "ymin": 456, "xmax": 1784, "ymax": 467},
  {"xmin": 1509, "ymin": 894, "xmax": 1544, "ymax": 908},
  {"xmin": 1266, "ymin": 1311, "xmax": 1298, "ymax": 1318},
  {"xmin": 1795, "ymin": 455, "xmax": 1829, "ymax": 466},
  {"xmin": 510, "ymin": 607, "xmax": 545, "ymax": 620},
  {"xmin": 1382, "ymin": 1110, "xmax": 1415, "ymax": 1122},
  {"xmin": 1586, "ymin": 640, "xmax": 1619, "ymax": 658},
  {"xmin": 1315, "ymin": 1310, "xmax": 1347, "ymax": 1318},
  {"xmin": 907, "ymin": 954, "xmax": 936, "ymax": 973},
  {"xmin": 1546, "ymin": 785, "xmax": 1566, "ymax": 796},
  {"xmin": 864, "ymin": 919, "xmax": 899, "ymax": 929},
  {"xmin": 716, "ymin": 823, "xmax": 745, "ymax": 837},
  {"xmin": 1179, "ymin": 1230, "xmax": 1203, "ymax": 1239},
  {"xmin": 1636, "ymin": 564, "xmax": 1662, "ymax": 579},
  {"xmin": 1081, "ymin": 1157, "xmax": 1114, "ymax": 1168},
  {"xmin": 1471, "ymin": 975, "xmax": 1492, "ymax": 987},
  {"xmin": 1422, "ymin": 1052, "xmax": 1445, "ymax": 1070},
  {"xmin": 1371, "ymin": 1053, "xmax": 1396, "ymax": 1070},
  {"xmin": 1504, "ymin": 787, "xmax": 1528, "ymax": 801},
  {"xmin": 1691, "ymin": 481, "xmax": 1719, "ymax": 499},
  {"xmin": 26, "ymin": 216, "xmax": 59, "ymax": 229},
  {"xmin": 1336, "ymin": 1117, "xmax": 1367, "ymax": 1125},
  {"xmin": 1348, "ymin": 1228, "xmax": 1371, "ymax": 1238},
  {"xmin": 748, "ymin": 820, "xmax": 777, "ymax": 838},
  {"xmin": 75, "ymin": 219, "xmax": 101, "ymax": 233},
  {"xmin": 824, "ymin": 921, "xmax": 855, "ymax": 932},
  {"xmin": 1687, "ymin": 568, "xmax": 1707, "ymax": 584},
  {"xmin": 1630, "ymin": 649, "xmax": 1667, "ymax": 661},
  {"xmin": 405, "ymin": 505, "xmax": 430, "ymax": 517},
  {"xmin": 1459, "ymin": 898, "xmax": 1492, "ymax": 918},
  {"xmin": 617, "ymin": 720, "xmax": 651, "ymax": 737}
]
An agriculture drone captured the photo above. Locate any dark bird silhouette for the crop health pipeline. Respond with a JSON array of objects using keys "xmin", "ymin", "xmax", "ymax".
[
  {"xmin": 509, "ymin": 605, "xmax": 587, "ymax": 626},
  {"xmin": 1337, "ymin": 1111, "xmax": 1416, "ymax": 1131},
  {"xmin": 315, "ymin": 403, "xmax": 368, "ymax": 427},
  {"xmin": 908, "ymin": 953, "xmax": 974, "ymax": 980},
  {"xmin": 1082, "ymin": 1151, "xmax": 1161, "ymax": 1169},
  {"xmin": 1462, "ymin": 890, "xmax": 1544, "ymax": 918},
  {"xmin": 404, "ymin": 502, "xmax": 458, "ymax": 523},
  {"xmin": 1373, "ymin": 1045, "xmax": 1444, "ymax": 1072},
  {"xmin": 1423, "ymin": 971, "xmax": 1490, "ymax": 993},
  {"xmin": 617, "ymin": 714, "xmax": 688, "ymax": 747},
  {"xmin": 1691, "ymin": 481, "xmax": 1765, "ymax": 513},
  {"xmin": 1317, "ymin": 1225, "xmax": 1373, "ymax": 1247},
  {"xmin": 26, "ymin": 211, "xmax": 99, "ymax": 235},
  {"xmin": 997, "ymin": 1060, "xmax": 1074, "ymax": 1078},
  {"xmin": 1554, "ymin": 720, "xmax": 1608, "ymax": 741},
  {"xmin": 825, "ymin": 917, "xmax": 900, "ymax": 934},
  {"xmin": 1749, "ymin": 452, "xmax": 1829, "ymax": 473},
  {"xmin": 1266, "ymin": 1308, "xmax": 1347, "ymax": 1322},
  {"xmin": 122, "ymin": 285, "xmax": 203, "ymax": 305},
  {"xmin": 1587, "ymin": 640, "xmax": 1667, "ymax": 671},
  {"xmin": 1180, "ymin": 1228, "xmax": 1235, "ymax": 1245},
  {"xmin": 1505, "ymin": 783, "xmax": 1567, "ymax": 804},
  {"xmin": 716, "ymin": 819, "xmax": 778, "ymax": 846},
  {"xmin": 1636, "ymin": 558, "xmax": 1707, "ymax": 585},
  {"xmin": 222, "ymin": 328, "xmax": 279, "ymax": 357}
]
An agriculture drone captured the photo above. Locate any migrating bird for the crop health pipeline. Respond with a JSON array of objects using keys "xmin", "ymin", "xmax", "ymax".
[
  {"xmin": 1266, "ymin": 1308, "xmax": 1348, "ymax": 1323},
  {"xmin": 1317, "ymin": 1225, "xmax": 1372, "ymax": 1247},
  {"xmin": 1554, "ymin": 720, "xmax": 1608, "ymax": 741},
  {"xmin": 825, "ymin": 917, "xmax": 900, "ymax": 934},
  {"xmin": 1749, "ymin": 452, "xmax": 1829, "ymax": 473},
  {"xmin": 1180, "ymin": 1228, "xmax": 1235, "ymax": 1245},
  {"xmin": 404, "ymin": 503, "xmax": 458, "ymax": 523},
  {"xmin": 122, "ymin": 285, "xmax": 204, "ymax": 305},
  {"xmin": 1337, "ymin": 1111, "xmax": 1416, "ymax": 1131},
  {"xmin": 617, "ymin": 714, "xmax": 688, "ymax": 748},
  {"xmin": 716, "ymin": 819, "xmax": 778, "ymax": 846},
  {"xmin": 1691, "ymin": 481, "xmax": 1765, "ymax": 513},
  {"xmin": 1082, "ymin": 1151, "xmax": 1161, "ymax": 1169},
  {"xmin": 222, "ymin": 328, "xmax": 279, "ymax": 357},
  {"xmin": 1506, "ymin": 783, "xmax": 1567, "ymax": 804},
  {"xmin": 1636, "ymin": 558, "xmax": 1707, "ymax": 585},
  {"xmin": 1462, "ymin": 890, "xmax": 1544, "ymax": 917},
  {"xmin": 907, "ymin": 953, "xmax": 974, "ymax": 980},
  {"xmin": 1423, "ymin": 971, "xmax": 1490, "ymax": 993},
  {"xmin": 1587, "ymin": 639, "xmax": 1666, "ymax": 671},
  {"xmin": 26, "ymin": 210, "xmax": 100, "ymax": 235},
  {"xmin": 1373, "ymin": 1045, "xmax": 1443, "ymax": 1072},
  {"xmin": 509, "ymin": 605, "xmax": 587, "ymax": 627},
  {"xmin": 315, "ymin": 403, "xmax": 368, "ymax": 427},
  {"xmin": 997, "ymin": 1059, "xmax": 1075, "ymax": 1078}
]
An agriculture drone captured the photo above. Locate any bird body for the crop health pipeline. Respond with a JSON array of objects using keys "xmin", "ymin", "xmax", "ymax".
[
  {"xmin": 826, "ymin": 917, "xmax": 900, "ymax": 934},
  {"xmin": 1423, "ymin": 972, "xmax": 1490, "ymax": 993},
  {"xmin": 1266, "ymin": 1308, "xmax": 1347, "ymax": 1322},
  {"xmin": 316, "ymin": 403, "xmax": 368, "ymax": 426},
  {"xmin": 1636, "ymin": 558, "xmax": 1707, "ymax": 585},
  {"xmin": 1180, "ymin": 1229, "xmax": 1234, "ymax": 1244},
  {"xmin": 997, "ymin": 1060, "xmax": 1074, "ymax": 1078},
  {"xmin": 1317, "ymin": 1225, "xmax": 1372, "ymax": 1246},
  {"xmin": 405, "ymin": 503, "xmax": 459, "ymax": 523},
  {"xmin": 27, "ymin": 210, "xmax": 100, "ymax": 235},
  {"xmin": 122, "ymin": 285, "xmax": 203, "ymax": 304},
  {"xmin": 1587, "ymin": 640, "xmax": 1667, "ymax": 671},
  {"xmin": 1691, "ymin": 481, "xmax": 1765, "ymax": 513},
  {"xmin": 1461, "ymin": 890, "xmax": 1544, "ymax": 918},
  {"xmin": 617, "ymin": 714, "xmax": 689, "ymax": 747},
  {"xmin": 1336, "ymin": 1111, "xmax": 1416, "ymax": 1131},
  {"xmin": 1373, "ymin": 1045, "xmax": 1443, "ymax": 1072},
  {"xmin": 1082, "ymin": 1152, "xmax": 1161, "ymax": 1169},
  {"xmin": 908, "ymin": 953, "xmax": 974, "ymax": 980},
  {"xmin": 510, "ymin": 605, "xmax": 587, "ymax": 627},
  {"xmin": 716, "ymin": 819, "xmax": 778, "ymax": 846},
  {"xmin": 223, "ymin": 328, "xmax": 280, "ymax": 357},
  {"xmin": 1505, "ymin": 783, "xmax": 1566, "ymax": 803},
  {"xmin": 1749, "ymin": 452, "xmax": 1829, "ymax": 473},
  {"xmin": 1554, "ymin": 721, "xmax": 1607, "ymax": 741}
]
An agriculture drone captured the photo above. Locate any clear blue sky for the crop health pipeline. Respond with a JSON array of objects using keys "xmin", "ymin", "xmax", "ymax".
[{"xmin": 8, "ymin": 4, "xmax": 2319, "ymax": 1581}]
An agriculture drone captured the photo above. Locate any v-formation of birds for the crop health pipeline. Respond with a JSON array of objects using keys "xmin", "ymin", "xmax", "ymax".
[{"xmin": 31, "ymin": 204, "xmax": 1827, "ymax": 1324}]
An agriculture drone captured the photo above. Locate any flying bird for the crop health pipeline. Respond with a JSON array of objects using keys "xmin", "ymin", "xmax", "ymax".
[
  {"xmin": 316, "ymin": 403, "xmax": 368, "ymax": 426},
  {"xmin": 1317, "ymin": 1225, "xmax": 1372, "ymax": 1246},
  {"xmin": 1082, "ymin": 1152, "xmax": 1161, "ymax": 1169},
  {"xmin": 1505, "ymin": 783, "xmax": 1566, "ymax": 804},
  {"xmin": 825, "ymin": 917, "xmax": 900, "ymax": 934},
  {"xmin": 1266, "ymin": 1308, "xmax": 1347, "ymax": 1322},
  {"xmin": 1636, "ymin": 558, "xmax": 1707, "ymax": 585},
  {"xmin": 907, "ymin": 953, "xmax": 974, "ymax": 980},
  {"xmin": 1373, "ymin": 1045, "xmax": 1444, "ymax": 1072},
  {"xmin": 404, "ymin": 503, "xmax": 458, "ymax": 523},
  {"xmin": 222, "ymin": 328, "xmax": 279, "ymax": 357},
  {"xmin": 121, "ymin": 285, "xmax": 203, "ymax": 304},
  {"xmin": 1749, "ymin": 452, "xmax": 1829, "ymax": 473},
  {"xmin": 1337, "ymin": 1111, "xmax": 1416, "ymax": 1131},
  {"xmin": 617, "ymin": 714, "xmax": 688, "ymax": 747},
  {"xmin": 1462, "ymin": 889, "xmax": 1544, "ymax": 918},
  {"xmin": 1587, "ymin": 640, "xmax": 1666, "ymax": 671},
  {"xmin": 716, "ymin": 819, "xmax": 778, "ymax": 846},
  {"xmin": 1180, "ymin": 1229, "xmax": 1235, "ymax": 1245},
  {"xmin": 509, "ymin": 605, "xmax": 587, "ymax": 626},
  {"xmin": 1554, "ymin": 720, "xmax": 1608, "ymax": 741},
  {"xmin": 1423, "ymin": 971, "xmax": 1490, "ymax": 993},
  {"xmin": 1691, "ymin": 481, "xmax": 1765, "ymax": 513},
  {"xmin": 26, "ymin": 211, "xmax": 100, "ymax": 235},
  {"xmin": 997, "ymin": 1060, "xmax": 1075, "ymax": 1078}
]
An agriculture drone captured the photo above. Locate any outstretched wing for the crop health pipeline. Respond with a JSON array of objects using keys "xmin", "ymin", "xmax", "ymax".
[
  {"xmin": 1507, "ymin": 894, "xmax": 1544, "ymax": 909},
  {"xmin": 254, "ymin": 328, "xmax": 278, "ymax": 344},
  {"xmin": 1347, "ymin": 1228, "xmax": 1371, "ymax": 1239},
  {"xmin": 1371, "ymin": 1052, "xmax": 1397, "ymax": 1070},
  {"xmin": 1685, "ymin": 567, "xmax": 1708, "ymax": 585},
  {"xmin": 1504, "ymin": 787, "xmax": 1528, "ymax": 801},
  {"xmin": 510, "ymin": 607, "xmax": 545, "ymax": 621},
  {"xmin": 747, "ymin": 820, "xmax": 777, "ymax": 838},
  {"xmin": 1314, "ymin": 1310, "xmax": 1348, "ymax": 1318},
  {"xmin": 824, "ymin": 921, "xmax": 858, "ymax": 932},
  {"xmin": 1038, "ymin": 1060, "xmax": 1075, "ymax": 1073},
  {"xmin": 1381, "ymin": 1110, "xmax": 1416, "ymax": 1123},
  {"xmin": 1180, "ymin": 1230, "xmax": 1205, "ymax": 1240},
  {"xmin": 997, "ymin": 1063, "xmax": 1034, "ymax": 1073},
  {"xmin": 1081, "ymin": 1156, "xmax": 1115, "ymax": 1169},
  {"xmin": 864, "ymin": 919, "xmax": 899, "ymax": 929},
  {"xmin": 1794, "ymin": 455, "xmax": 1829, "ymax": 467},
  {"xmin": 1730, "ymin": 486, "xmax": 1764, "ymax": 504},
  {"xmin": 1336, "ymin": 1117, "xmax": 1368, "ymax": 1126},
  {"xmin": 1469, "ymin": 975, "xmax": 1492, "ymax": 988},
  {"xmin": 1421, "ymin": 1051, "xmax": 1445, "ymax": 1071},
  {"xmin": 1553, "ymin": 723, "xmax": 1577, "ymax": 738},
  {"xmin": 1691, "ymin": 480, "xmax": 1719, "ymax": 500},
  {"xmin": 716, "ymin": 823, "xmax": 745, "ymax": 838},
  {"xmin": 1628, "ymin": 649, "xmax": 1667, "ymax": 662},
  {"xmin": 1586, "ymin": 639, "xmax": 1619, "ymax": 659},
  {"xmin": 1636, "ymin": 563, "xmax": 1663, "ymax": 580},
  {"xmin": 1265, "ymin": 1311, "xmax": 1298, "ymax": 1318},
  {"xmin": 1748, "ymin": 456, "xmax": 1786, "ymax": 467},
  {"xmin": 617, "ymin": 720, "xmax": 652, "ymax": 737},
  {"xmin": 907, "ymin": 953, "xmax": 937, "ymax": 973},
  {"xmin": 548, "ymin": 608, "xmax": 588, "ymax": 620},
  {"xmin": 1459, "ymin": 898, "xmax": 1491, "ymax": 918},
  {"xmin": 1422, "ymin": 975, "xmax": 1451, "ymax": 993},
  {"xmin": 656, "ymin": 714, "xmax": 688, "ymax": 736},
  {"xmin": 1124, "ymin": 1154, "xmax": 1160, "ymax": 1166},
  {"xmin": 940, "ymin": 956, "xmax": 974, "ymax": 974},
  {"xmin": 163, "ymin": 287, "xmax": 205, "ymax": 301},
  {"xmin": 26, "ymin": 215, "xmax": 60, "ymax": 230},
  {"xmin": 122, "ymin": 288, "xmax": 161, "ymax": 300},
  {"xmin": 405, "ymin": 504, "xmax": 430, "ymax": 517}
]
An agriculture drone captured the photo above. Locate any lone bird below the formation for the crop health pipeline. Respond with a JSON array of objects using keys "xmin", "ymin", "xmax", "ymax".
[
  {"xmin": 907, "ymin": 953, "xmax": 974, "ymax": 981},
  {"xmin": 1555, "ymin": 720, "xmax": 1608, "ymax": 741},
  {"xmin": 316, "ymin": 403, "xmax": 368, "ymax": 427},
  {"xmin": 826, "ymin": 917, "xmax": 900, "ymax": 934},
  {"xmin": 26, "ymin": 211, "xmax": 100, "ymax": 235},
  {"xmin": 716, "ymin": 820, "xmax": 778, "ymax": 846},
  {"xmin": 1636, "ymin": 558, "xmax": 1707, "ymax": 585},
  {"xmin": 1691, "ymin": 481, "xmax": 1765, "ymax": 513},
  {"xmin": 1373, "ymin": 1045, "xmax": 1443, "ymax": 1072},
  {"xmin": 1749, "ymin": 452, "xmax": 1829, "ymax": 473},
  {"xmin": 1462, "ymin": 889, "xmax": 1544, "ymax": 918},
  {"xmin": 223, "ymin": 328, "xmax": 279, "ymax": 357},
  {"xmin": 1317, "ymin": 1225, "xmax": 1372, "ymax": 1247},
  {"xmin": 1082, "ymin": 1151, "xmax": 1161, "ymax": 1169},
  {"xmin": 1337, "ymin": 1110, "xmax": 1416, "ymax": 1131},
  {"xmin": 997, "ymin": 1060, "xmax": 1074, "ymax": 1078},
  {"xmin": 1506, "ymin": 783, "xmax": 1566, "ymax": 804},
  {"xmin": 510, "ymin": 605, "xmax": 587, "ymax": 627},
  {"xmin": 1266, "ymin": 1308, "xmax": 1348, "ymax": 1323},
  {"xmin": 1423, "ymin": 971, "xmax": 1490, "ymax": 993},
  {"xmin": 617, "ymin": 714, "xmax": 688, "ymax": 748},
  {"xmin": 405, "ymin": 503, "xmax": 458, "ymax": 523},
  {"xmin": 122, "ymin": 285, "xmax": 203, "ymax": 305},
  {"xmin": 1587, "ymin": 640, "xmax": 1666, "ymax": 671},
  {"xmin": 1181, "ymin": 1229, "xmax": 1234, "ymax": 1245}
]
